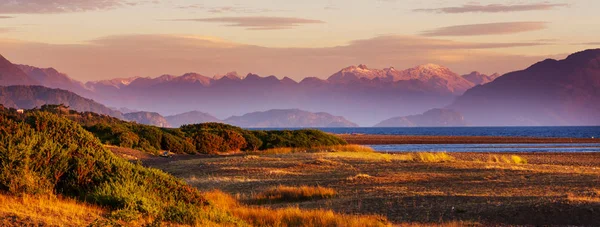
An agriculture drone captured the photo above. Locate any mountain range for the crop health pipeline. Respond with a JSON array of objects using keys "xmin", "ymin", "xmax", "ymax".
[
  {"xmin": 2, "ymin": 49, "xmax": 599, "ymax": 127},
  {"xmin": 80, "ymin": 64, "xmax": 485, "ymax": 126}
]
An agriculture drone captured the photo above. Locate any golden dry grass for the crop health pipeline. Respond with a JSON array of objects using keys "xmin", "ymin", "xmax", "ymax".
[
  {"xmin": 347, "ymin": 173, "xmax": 373, "ymax": 181},
  {"xmin": 324, "ymin": 152, "xmax": 455, "ymax": 163},
  {"xmin": 205, "ymin": 190, "xmax": 390, "ymax": 227},
  {"xmin": 416, "ymin": 152, "xmax": 455, "ymax": 163},
  {"xmin": 0, "ymin": 190, "xmax": 388, "ymax": 227},
  {"xmin": 0, "ymin": 193, "xmax": 105, "ymax": 226},
  {"xmin": 488, "ymin": 155, "xmax": 528, "ymax": 164},
  {"xmin": 254, "ymin": 185, "xmax": 336, "ymax": 202},
  {"xmin": 257, "ymin": 144, "xmax": 374, "ymax": 155}
]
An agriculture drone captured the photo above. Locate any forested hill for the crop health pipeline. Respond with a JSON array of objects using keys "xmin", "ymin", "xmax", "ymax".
[{"xmin": 0, "ymin": 105, "xmax": 347, "ymax": 155}]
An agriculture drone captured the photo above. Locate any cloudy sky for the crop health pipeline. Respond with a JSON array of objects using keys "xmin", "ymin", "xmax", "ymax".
[{"xmin": 0, "ymin": 0, "xmax": 598, "ymax": 81}]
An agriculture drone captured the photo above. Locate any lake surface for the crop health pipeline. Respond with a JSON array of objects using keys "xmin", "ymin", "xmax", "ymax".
[
  {"xmin": 250, "ymin": 126, "xmax": 600, "ymax": 138},
  {"xmin": 368, "ymin": 143, "xmax": 600, "ymax": 153}
]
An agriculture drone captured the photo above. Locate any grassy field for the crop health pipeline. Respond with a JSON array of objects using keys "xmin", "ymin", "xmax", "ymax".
[{"xmin": 144, "ymin": 147, "xmax": 600, "ymax": 226}]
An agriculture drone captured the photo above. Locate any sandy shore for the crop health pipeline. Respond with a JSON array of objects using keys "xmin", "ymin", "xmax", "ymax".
[{"xmin": 338, "ymin": 134, "xmax": 600, "ymax": 145}]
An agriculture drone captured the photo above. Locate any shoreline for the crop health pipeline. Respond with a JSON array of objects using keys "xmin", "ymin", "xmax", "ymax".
[{"xmin": 338, "ymin": 134, "xmax": 600, "ymax": 145}]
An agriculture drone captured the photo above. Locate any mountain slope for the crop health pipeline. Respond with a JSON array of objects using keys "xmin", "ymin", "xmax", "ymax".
[
  {"xmin": 375, "ymin": 108, "xmax": 467, "ymax": 127},
  {"xmin": 462, "ymin": 71, "xmax": 499, "ymax": 85},
  {"xmin": 224, "ymin": 109, "xmax": 359, "ymax": 128},
  {"xmin": 0, "ymin": 85, "xmax": 123, "ymax": 118},
  {"xmin": 165, "ymin": 111, "xmax": 221, "ymax": 127},
  {"xmin": 18, "ymin": 64, "xmax": 92, "ymax": 97},
  {"xmin": 0, "ymin": 55, "xmax": 39, "ymax": 86},
  {"xmin": 124, "ymin": 111, "xmax": 171, "ymax": 127},
  {"xmin": 451, "ymin": 49, "xmax": 600, "ymax": 126}
]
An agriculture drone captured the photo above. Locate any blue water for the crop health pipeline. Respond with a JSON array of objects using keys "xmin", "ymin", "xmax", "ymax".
[
  {"xmin": 251, "ymin": 126, "xmax": 600, "ymax": 139},
  {"xmin": 369, "ymin": 143, "xmax": 600, "ymax": 153}
]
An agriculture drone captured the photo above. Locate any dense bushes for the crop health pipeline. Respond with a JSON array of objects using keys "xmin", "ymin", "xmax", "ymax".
[
  {"xmin": 6, "ymin": 106, "xmax": 347, "ymax": 155},
  {"xmin": 252, "ymin": 129, "xmax": 347, "ymax": 150},
  {"xmin": 0, "ymin": 112, "xmax": 231, "ymax": 224}
]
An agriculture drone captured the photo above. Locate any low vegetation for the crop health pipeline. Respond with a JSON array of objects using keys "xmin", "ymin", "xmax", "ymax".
[
  {"xmin": 254, "ymin": 185, "xmax": 336, "ymax": 202},
  {"xmin": 3, "ymin": 105, "xmax": 347, "ymax": 155},
  {"xmin": 205, "ymin": 190, "xmax": 388, "ymax": 227},
  {"xmin": 324, "ymin": 151, "xmax": 455, "ymax": 163},
  {"xmin": 0, "ymin": 106, "xmax": 389, "ymax": 226},
  {"xmin": 256, "ymin": 144, "xmax": 374, "ymax": 155},
  {"xmin": 0, "ymin": 193, "xmax": 105, "ymax": 226},
  {"xmin": 488, "ymin": 155, "xmax": 528, "ymax": 164},
  {"xmin": 415, "ymin": 152, "xmax": 455, "ymax": 162}
]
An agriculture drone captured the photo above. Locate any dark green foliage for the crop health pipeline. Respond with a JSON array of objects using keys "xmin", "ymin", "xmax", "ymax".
[
  {"xmin": 5, "ymin": 106, "xmax": 347, "ymax": 155},
  {"xmin": 252, "ymin": 129, "xmax": 347, "ymax": 150},
  {"xmin": 0, "ymin": 111, "xmax": 210, "ymax": 224}
]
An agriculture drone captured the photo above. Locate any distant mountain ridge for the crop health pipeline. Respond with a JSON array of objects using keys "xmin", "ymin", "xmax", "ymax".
[
  {"xmin": 375, "ymin": 108, "xmax": 467, "ymax": 127},
  {"xmin": 81, "ymin": 64, "xmax": 472, "ymax": 125},
  {"xmin": 124, "ymin": 111, "xmax": 171, "ymax": 127},
  {"xmin": 224, "ymin": 109, "xmax": 359, "ymax": 128},
  {"xmin": 165, "ymin": 111, "xmax": 222, "ymax": 127},
  {"xmin": 0, "ymin": 85, "xmax": 123, "ymax": 118},
  {"xmin": 462, "ymin": 71, "xmax": 500, "ymax": 85},
  {"xmin": 450, "ymin": 49, "xmax": 600, "ymax": 126}
]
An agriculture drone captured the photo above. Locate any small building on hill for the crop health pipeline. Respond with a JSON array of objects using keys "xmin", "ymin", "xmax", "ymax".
[{"xmin": 17, "ymin": 109, "xmax": 24, "ymax": 114}]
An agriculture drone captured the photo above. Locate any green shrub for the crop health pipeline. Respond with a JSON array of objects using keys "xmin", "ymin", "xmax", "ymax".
[
  {"xmin": 4, "ymin": 108, "xmax": 348, "ymax": 155},
  {"xmin": 0, "ymin": 112, "xmax": 209, "ymax": 223}
]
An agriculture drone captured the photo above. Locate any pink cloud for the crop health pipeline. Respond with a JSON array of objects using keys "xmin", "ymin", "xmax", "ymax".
[
  {"xmin": 0, "ymin": 0, "xmax": 145, "ymax": 14},
  {"xmin": 172, "ymin": 16, "xmax": 325, "ymax": 30},
  {"xmin": 422, "ymin": 22, "xmax": 548, "ymax": 36},
  {"xmin": 415, "ymin": 3, "xmax": 568, "ymax": 13}
]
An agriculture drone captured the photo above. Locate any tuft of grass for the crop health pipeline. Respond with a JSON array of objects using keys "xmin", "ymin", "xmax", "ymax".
[
  {"xmin": 347, "ymin": 173, "xmax": 373, "ymax": 181},
  {"xmin": 488, "ymin": 155, "xmax": 527, "ymax": 164},
  {"xmin": 205, "ymin": 190, "xmax": 389, "ymax": 227},
  {"xmin": 416, "ymin": 152, "xmax": 455, "ymax": 163},
  {"xmin": 254, "ymin": 185, "xmax": 336, "ymax": 202}
]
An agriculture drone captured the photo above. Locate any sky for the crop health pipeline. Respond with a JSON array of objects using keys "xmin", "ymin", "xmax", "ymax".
[{"xmin": 0, "ymin": 0, "xmax": 598, "ymax": 81}]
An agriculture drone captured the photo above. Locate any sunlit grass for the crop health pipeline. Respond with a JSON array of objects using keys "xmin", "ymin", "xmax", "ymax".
[
  {"xmin": 416, "ymin": 152, "xmax": 455, "ymax": 163},
  {"xmin": 253, "ymin": 185, "xmax": 336, "ymax": 202},
  {"xmin": 0, "ymin": 193, "xmax": 106, "ymax": 226},
  {"xmin": 488, "ymin": 155, "xmax": 528, "ymax": 164},
  {"xmin": 204, "ymin": 190, "xmax": 390, "ymax": 227},
  {"xmin": 347, "ymin": 173, "xmax": 373, "ymax": 181},
  {"xmin": 325, "ymin": 152, "xmax": 455, "ymax": 163},
  {"xmin": 256, "ymin": 144, "xmax": 374, "ymax": 155}
]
